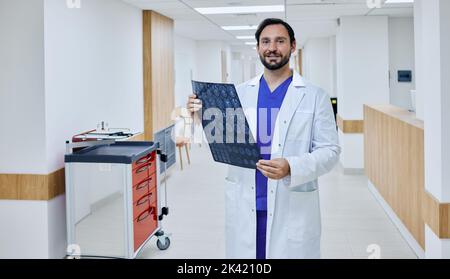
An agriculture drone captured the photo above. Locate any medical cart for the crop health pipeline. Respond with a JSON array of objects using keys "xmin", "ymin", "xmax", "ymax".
[{"xmin": 64, "ymin": 140, "xmax": 170, "ymax": 259}]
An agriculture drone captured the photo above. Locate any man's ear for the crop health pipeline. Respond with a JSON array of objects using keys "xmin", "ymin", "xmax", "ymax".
[{"xmin": 291, "ymin": 40, "xmax": 297, "ymax": 54}]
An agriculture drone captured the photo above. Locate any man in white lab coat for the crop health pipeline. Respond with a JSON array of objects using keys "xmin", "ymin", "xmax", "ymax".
[{"xmin": 187, "ymin": 18, "xmax": 340, "ymax": 259}]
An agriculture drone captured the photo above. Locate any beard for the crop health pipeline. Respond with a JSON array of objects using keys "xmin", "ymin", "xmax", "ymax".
[{"xmin": 259, "ymin": 50, "xmax": 291, "ymax": 71}]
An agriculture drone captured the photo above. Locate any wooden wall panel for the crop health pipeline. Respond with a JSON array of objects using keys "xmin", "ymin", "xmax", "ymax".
[
  {"xmin": 337, "ymin": 114, "xmax": 364, "ymax": 134},
  {"xmin": 423, "ymin": 191, "xmax": 450, "ymax": 239},
  {"xmin": 143, "ymin": 10, "xmax": 175, "ymax": 140},
  {"xmin": 128, "ymin": 133, "xmax": 146, "ymax": 142},
  {"xmin": 364, "ymin": 104, "xmax": 425, "ymax": 248},
  {"xmin": 0, "ymin": 133, "xmax": 147, "ymax": 201},
  {"xmin": 0, "ymin": 169, "xmax": 65, "ymax": 201},
  {"xmin": 297, "ymin": 49, "xmax": 303, "ymax": 76}
]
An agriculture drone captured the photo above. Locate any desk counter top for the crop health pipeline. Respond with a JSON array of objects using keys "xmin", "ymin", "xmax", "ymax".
[{"xmin": 365, "ymin": 104, "xmax": 423, "ymax": 130}]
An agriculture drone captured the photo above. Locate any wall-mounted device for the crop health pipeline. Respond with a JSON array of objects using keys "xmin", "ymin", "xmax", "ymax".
[
  {"xmin": 154, "ymin": 124, "xmax": 176, "ymax": 174},
  {"xmin": 398, "ymin": 70, "xmax": 412, "ymax": 83}
]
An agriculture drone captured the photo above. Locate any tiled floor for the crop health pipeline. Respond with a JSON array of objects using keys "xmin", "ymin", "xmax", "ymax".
[{"xmin": 138, "ymin": 145, "xmax": 417, "ymax": 259}]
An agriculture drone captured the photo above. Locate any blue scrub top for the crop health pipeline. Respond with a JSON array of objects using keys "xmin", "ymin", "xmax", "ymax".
[{"xmin": 255, "ymin": 75, "xmax": 293, "ymax": 211}]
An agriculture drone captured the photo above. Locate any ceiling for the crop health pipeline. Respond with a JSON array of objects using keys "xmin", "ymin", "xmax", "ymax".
[{"xmin": 123, "ymin": 0, "xmax": 413, "ymax": 48}]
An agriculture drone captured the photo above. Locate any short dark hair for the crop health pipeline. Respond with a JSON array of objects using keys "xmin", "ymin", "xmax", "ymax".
[{"xmin": 255, "ymin": 18, "xmax": 296, "ymax": 45}]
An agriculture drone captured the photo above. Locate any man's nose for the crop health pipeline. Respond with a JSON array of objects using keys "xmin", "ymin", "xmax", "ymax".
[{"xmin": 268, "ymin": 41, "xmax": 277, "ymax": 51}]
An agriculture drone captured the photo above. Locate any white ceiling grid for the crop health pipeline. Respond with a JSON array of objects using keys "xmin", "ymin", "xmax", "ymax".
[{"xmin": 123, "ymin": 0, "xmax": 413, "ymax": 46}]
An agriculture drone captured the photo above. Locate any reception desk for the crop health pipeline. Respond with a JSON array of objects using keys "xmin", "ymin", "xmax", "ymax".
[{"xmin": 364, "ymin": 104, "xmax": 425, "ymax": 252}]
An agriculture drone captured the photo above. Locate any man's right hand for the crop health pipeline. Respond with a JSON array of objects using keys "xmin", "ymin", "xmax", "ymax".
[{"xmin": 187, "ymin": 94, "xmax": 202, "ymax": 115}]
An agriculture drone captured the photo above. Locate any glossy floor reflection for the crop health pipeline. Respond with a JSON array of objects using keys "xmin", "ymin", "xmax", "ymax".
[{"xmin": 138, "ymin": 145, "xmax": 417, "ymax": 259}]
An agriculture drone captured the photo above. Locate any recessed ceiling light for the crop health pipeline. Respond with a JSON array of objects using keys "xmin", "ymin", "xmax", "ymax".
[
  {"xmin": 222, "ymin": 25, "xmax": 257, "ymax": 31},
  {"xmin": 245, "ymin": 42, "xmax": 257, "ymax": 45},
  {"xmin": 195, "ymin": 5, "xmax": 284, "ymax": 15},
  {"xmin": 236, "ymin": 36, "xmax": 255, "ymax": 40},
  {"xmin": 385, "ymin": 0, "xmax": 414, "ymax": 3}
]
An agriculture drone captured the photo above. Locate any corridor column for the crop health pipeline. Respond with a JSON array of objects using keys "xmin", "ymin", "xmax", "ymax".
[
  {"xmin": 336, "ymin": 16, "xmax": 390, "ymax": 172},
  {"xmin": 415, "ymin": 0, "xmax": 450, "ymax": 259}
]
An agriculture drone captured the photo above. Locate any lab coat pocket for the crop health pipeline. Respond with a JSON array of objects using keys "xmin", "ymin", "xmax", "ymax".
[
  {"xmin": 224, "ymin": 178, "xmax": 239, "ymax": 253},
  {"xmin": 287, "ymin": 189, "xmax": 321, "ymax": 241},
  {"xmin": 224, "ymin": 177, "xmax": 238, "ymax": 204},
  {"xmin": 286, "ymin": 111, "xmax": 314, "ymax": 142},
  {"xmin": 224, "ymin": 178, "xmax": 240, "ymax": 222}
]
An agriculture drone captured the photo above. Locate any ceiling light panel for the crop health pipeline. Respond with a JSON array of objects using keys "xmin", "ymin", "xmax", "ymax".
[{"xmin": 195, "ymin": 5, "xmax": 284, "ymax": 15}]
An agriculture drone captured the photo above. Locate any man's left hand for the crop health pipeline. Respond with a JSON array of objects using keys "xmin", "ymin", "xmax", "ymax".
[{"xmin": 256, "ymin": 158, "xmax": 291, "ymax": 180}]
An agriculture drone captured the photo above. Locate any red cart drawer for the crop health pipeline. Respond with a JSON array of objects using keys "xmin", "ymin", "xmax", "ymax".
[
  {"xmin": 133, "ymin": 193, "xmax": 151, "ymax": 219},
  {"xmin": 146, "ymin": 173, "xmax": 157, "ymax": 192},
  {"xmin": 133, "ymin": 205, "xmax": 155, "ymax": 251},
  {"xmin": 132, "ymin": 173, "xmax": 156, "ymax": 202},
  {"xmin": 132, "ymin": 162, "xmax": 152, "ymax": 186},
  {"xmin": 133, "ymin": 178, "xmax": 150, "ymax": 203},
  {"xmin": 133, "ymin": 188, "xmax": 157, "ymax": 219},
  {"xmin": 133, "ymin": 151, "xmax": 156, "ymax": 171}
]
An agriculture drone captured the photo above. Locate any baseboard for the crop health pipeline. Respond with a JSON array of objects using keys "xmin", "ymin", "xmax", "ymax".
[{"xmin": 367, "ymin": 180, "xmax": 425, "ymax": 259}]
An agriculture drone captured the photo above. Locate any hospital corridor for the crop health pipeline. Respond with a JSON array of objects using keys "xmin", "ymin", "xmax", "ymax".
[{"xmin": 138, "ymin": 145, "xmax": 416, "ymax": 259}]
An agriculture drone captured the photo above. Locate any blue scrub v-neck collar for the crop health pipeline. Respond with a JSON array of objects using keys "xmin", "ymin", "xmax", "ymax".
[{"xmin": 260, "ymin": 75, "xmax": 293, "ymax": 96}]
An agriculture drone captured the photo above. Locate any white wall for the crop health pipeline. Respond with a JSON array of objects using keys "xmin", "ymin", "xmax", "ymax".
[
  {"xmin": 44, "ymin": 0, "xmax": 143, "ymax": 173},
  {"xmin": 303, "ymin": 37, "xmax": 335, "ymax": 97},
  {"xmin": 0, "ymin": 195, "xmax": 66, "ymax": 259},
  {"xmin": 0, "ymin": 199, "xmax": 49, "ymax": 258},
  {"xmin": 336, "ymin": 16, "xmax": 390, "ymax": 169},
  {"xmin": 337, "ymin": 16, "xmax": 390, "ymax": 120},
  {"xmin": 415, "ymin": 0, "xmax": 450, "ymax": 259},
  {"xmin": 414, "ymin": 1, "xmax": 425, "ymax": 120},
  {"xmin": 330, "ymin": 36, "xmax": 337, "ymax": 99},
  {"xmin": 174, "ymin": 34, "xmax": 197, "ymax": 108},
  {"xmin": 223, "ymin": 43, "xmax": 232, "ymax": 83},
  {"xmin": 194, "ymin": 41, "xmax": 232, "ymax": 83},
  {"xmin": 389, "ymin": 17, "xmax": 415, "ymax": 110},
  {"xmin": 0, "ymin": 0, "xmax": 47, "ymax": 174},
  {"xmin": 0, "ymin": 0, "xmax": 144, "ymax": 258},
  {"xmin": 195, "ymin": 41, "xmax": 224, "ymax": 83},
  {"xmin": 173, "ymin": 38, "xmax": 237, "ymax": 138},
  {"xmin": 416, "ymin": 0, "xmax": 450, "ymax": 203},
  {"xmin": 338, "ymin": 131, "xmax": 364, "ymax": 170},
  {"xmin": 243, "ymin": 55, "xmax": 260, "ymax": 82},
  {"xmin": 230, "ymin": 52, "xmax": 244, "ymax": 85}
]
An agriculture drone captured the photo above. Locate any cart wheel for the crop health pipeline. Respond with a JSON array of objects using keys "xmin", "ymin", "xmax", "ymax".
[{"xmin": 157, "ymin": 237, "xmax": 170, "ymax": 250}]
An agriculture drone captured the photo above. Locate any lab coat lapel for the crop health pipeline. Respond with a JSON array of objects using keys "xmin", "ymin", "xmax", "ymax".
[
  {"xmin": 266, "ymin": 71, "xmax": 306, "ymax": 258},
  {"xmin": 240, "ymin": 74, "xmax": 262, "ymax": 142},
  {"xmin": 271, "ymin": 71, "xmax": 306, "ymax": 157}
]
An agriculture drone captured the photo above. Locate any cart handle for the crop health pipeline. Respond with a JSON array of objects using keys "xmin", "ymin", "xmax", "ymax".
[
  {"xmin": 136, "ymin": 192, "xmax": 153, "ymax": 206},
  {"xmin": 135, "ymin": 177, "xmax": 153, "ymax": 190},
  {"xmin": 136, "ymin": 154, "xmax": 154, "ymax": 165},
  {"xmin": 136, "ymin": 163, "xmax": 152, "ymax": 174},
  {"xmin": 136, "ymin": 207, "xmax": 155, "ymax": 222}
]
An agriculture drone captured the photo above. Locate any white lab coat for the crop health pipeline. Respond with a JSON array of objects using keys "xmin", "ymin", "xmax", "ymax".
[{"xmin": 224, "ymin": 71, "xmax": 340, "ymax": 259}]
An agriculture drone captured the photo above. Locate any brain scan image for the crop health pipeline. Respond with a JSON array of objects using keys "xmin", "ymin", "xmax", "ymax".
[
  {"xmin": 246, "ymin": 148, "xmax": 252, "ymax": 156},
  {"xmin": 192, "ymin": 80, "xmax": 261, "ymax": 169},
  {"xmin": 231, "ymin": 98, "xmax": 240, "ymax": 107}
]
